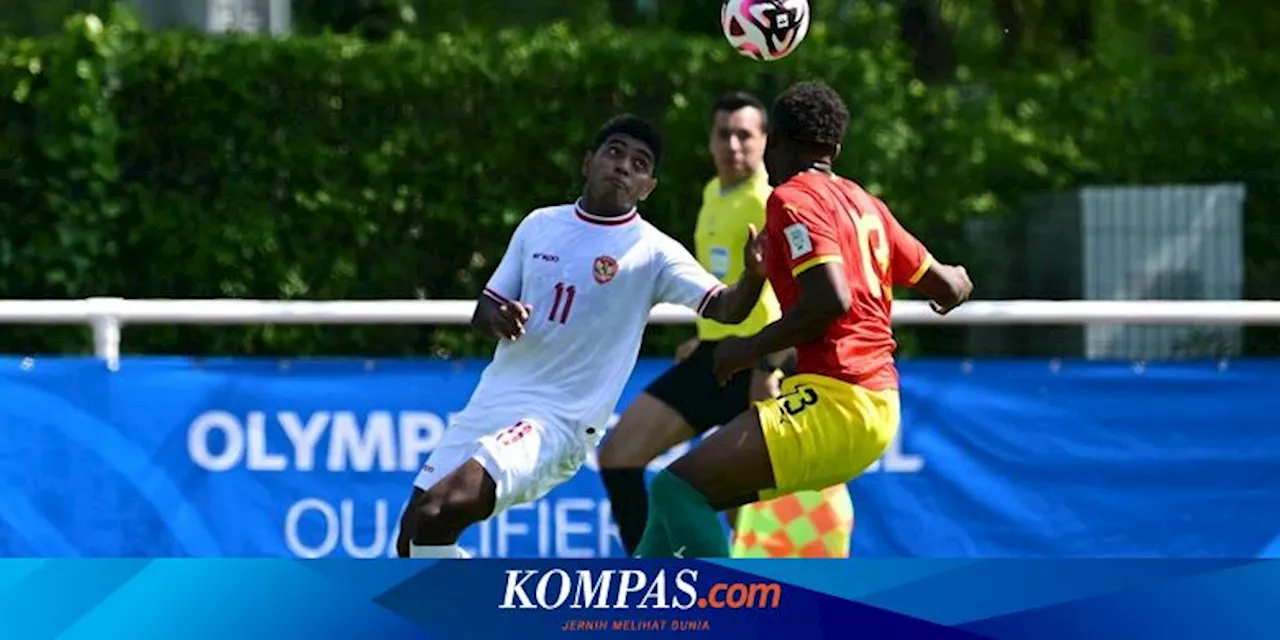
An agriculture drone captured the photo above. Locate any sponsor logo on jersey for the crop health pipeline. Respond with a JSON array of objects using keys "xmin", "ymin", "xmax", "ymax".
[
  {"xmin": 593, "ymin": 256, "xmax": 619, "ymax": 284},
  {"xmin": 783, "ymin": 223, "xmax": 813, "ymax": 259}
]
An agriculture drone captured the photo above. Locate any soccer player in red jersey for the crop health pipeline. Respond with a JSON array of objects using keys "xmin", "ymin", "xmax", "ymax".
[{"xmin": 633, "ymin": 81, "xmax": 973, "ymax": 558}]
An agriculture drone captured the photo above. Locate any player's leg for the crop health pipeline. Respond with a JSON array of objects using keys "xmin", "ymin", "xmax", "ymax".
[
  {"xmin": 400, "ymin": 416, "xmax": 591, "ymax": 559},
  {"xmin": 732, "ymin": 366, "xmax": 851, "ymax": 558},
  {"xmin": 598, "ymin": 393, "xmax": 695, "ymax": 554},
  {"xmin": 396, "ymin": 426, "xmax": 495, "ymax": 558},
  {"xmin": 724, "ymin": 366, "xmax": 781, "ymax": 531},
  {"xmin": 728, "ymin": 365, "xmax": 856, "ymax": 558},
  {"xmin": 397, "ymin": 460, "xmax": 494, "ymax": 558},
  {"xmin": 632, "ymin": 358, "xmax": 774, "ymax": 559},
  {"xmin": 640, "ymin": 375, "xmax": 898, "ymax": 558},
  {"xmin": 396, "ymin": 426, "xmax": 500, "ymax": 558},
  {"xmin": 599, "ymin": 341, "xmax": 752, "ymax": 555},
  {"xmin": 635, "ymin": 405, "xmax": 774, "ymax": 558}
]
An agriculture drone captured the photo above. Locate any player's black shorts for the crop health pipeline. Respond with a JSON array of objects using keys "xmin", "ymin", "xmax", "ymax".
[{"xmin": 644, "ymin": 340, "xmax": 756, "ymax": 434}]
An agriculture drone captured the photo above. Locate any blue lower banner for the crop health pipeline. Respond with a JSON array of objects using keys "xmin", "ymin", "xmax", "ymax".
[
  {"xmin": 2, "ymin": 558, "xmax": 1280, "ymax": 639},
  {"xmin": 1, "ymin": 357, "xmax": 1279, "ymax": 559}
]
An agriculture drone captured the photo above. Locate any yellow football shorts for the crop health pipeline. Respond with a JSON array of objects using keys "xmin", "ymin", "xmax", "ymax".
[{"xmin": 754, "ymin": 373, "xmax": 900, "ymax": 500}]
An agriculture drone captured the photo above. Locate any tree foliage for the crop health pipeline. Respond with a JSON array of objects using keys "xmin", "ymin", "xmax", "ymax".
[{"xmin": 0, "ymin": 2, "xmax": 1277, "ymax": 358}]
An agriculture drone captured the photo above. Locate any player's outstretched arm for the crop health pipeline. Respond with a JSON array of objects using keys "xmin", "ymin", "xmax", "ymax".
[
  {"xmin": 700, "ymin": 272, "xmax": 767, "ymax": 325},
  {"xmin": 879, "ymin": 199, "xmax": 974, "ymax": 315},
  {"xmin": 711, "ymin": 264, "xmax": 849, "ymax": 383},
  {"xmin": 912, "ymin": 262, "xmax": 973, "ymax": 315},
  {"xmin": 700, "ymin": 223, "xmax": 768, "ymax": 325},
  {"xmin": 656, "ymin": 224, "xmax": 767, "ymax": 326},
  {"xmin": 745, "ymin": 263, "xmax": 848, "ymax": 355}
]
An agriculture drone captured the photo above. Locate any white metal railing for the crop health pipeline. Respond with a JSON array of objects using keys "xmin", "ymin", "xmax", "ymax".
[{"xmin": 2, "ymin": 297, "xmax": 1279, "ymax": 371}]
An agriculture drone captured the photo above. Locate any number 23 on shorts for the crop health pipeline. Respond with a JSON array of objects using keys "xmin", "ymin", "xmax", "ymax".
[{"xmin": 779, "ymin": 384, "xmax": 819, "ymax": 416}]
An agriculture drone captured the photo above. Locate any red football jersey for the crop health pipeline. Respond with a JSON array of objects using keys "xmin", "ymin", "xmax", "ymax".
[{"xmin": 764, "ymin": 171, "xmax": 932, "ymax": 390}]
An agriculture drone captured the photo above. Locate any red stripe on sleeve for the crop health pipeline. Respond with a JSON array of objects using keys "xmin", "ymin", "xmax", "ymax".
[
  {"xmin": 483, "ymin": 288, "xmax": 510, "ymax": 304},
  {"xmin": 696, "ymin": 285, "xmax": 727, "ymax": 316}
]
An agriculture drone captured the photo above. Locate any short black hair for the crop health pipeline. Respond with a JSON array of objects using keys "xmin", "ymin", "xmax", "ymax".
[
  {"xmin": 769, "ymin": 81, "xmax": 850, "ymax": 148},
  {"xmin": 593, "ymin": 114, "xmax": 664, "ymax": 167},
  {"xmin": 712, "ymin": 91, "xmax": 768, "ymax": 126}
]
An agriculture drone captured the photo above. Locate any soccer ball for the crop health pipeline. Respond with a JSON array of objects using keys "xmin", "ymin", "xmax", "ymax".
[{"xmin": 721, "ymin": 0, "xmax": 811, "ymax": 62}]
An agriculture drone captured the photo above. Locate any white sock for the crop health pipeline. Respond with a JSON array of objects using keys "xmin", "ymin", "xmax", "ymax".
[{"xmin": 409, "ymin": 543, "xmax": 471, "ymax": 559}]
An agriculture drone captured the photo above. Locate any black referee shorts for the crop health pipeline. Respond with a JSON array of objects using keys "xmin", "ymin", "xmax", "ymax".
[{"xmin": 644, "ymin": 340, "xmax": 756, "ymax": 434}]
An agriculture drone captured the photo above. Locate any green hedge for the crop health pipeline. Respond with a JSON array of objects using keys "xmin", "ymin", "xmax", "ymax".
[{"xmin": 2, "ymin": 8, "xmax": 1278, "ymax": 358}]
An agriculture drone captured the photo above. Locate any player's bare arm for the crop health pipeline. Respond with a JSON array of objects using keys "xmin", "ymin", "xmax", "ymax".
[
  {"xmin": 700, "ymin": 223, "xmax": 768, "ymax": 325},
  {"xmin": 471, "ymin": 295, "xmax": 532, "ymax": 341},
  {"xmin": 914, "ymin": 262, "xmax": 974, "ymax": 315},
  {"xmin": 712, "ymin": 262, "xmax": 850, "ymax": 383},
  {"xmin": 700, "ymin": 270, "xmax": 766, "ymax": 325}
]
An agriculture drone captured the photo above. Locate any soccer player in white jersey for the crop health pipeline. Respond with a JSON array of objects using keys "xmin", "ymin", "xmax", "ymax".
[{"xmin": 396, "ymin": 114, "xmax": 768, "ymax": 559}]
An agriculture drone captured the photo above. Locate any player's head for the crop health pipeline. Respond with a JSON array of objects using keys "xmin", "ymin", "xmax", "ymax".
[
  {"xmin": 581, "ymin": 114, "xmax": 662, "ymax": 216},
  {"xmin": 709, "ymin": 91, "xmax": 767, "ymax": 185},
  {"xmin": 764, "ymin": 81, "xmax": 850, "ymax": 187}
]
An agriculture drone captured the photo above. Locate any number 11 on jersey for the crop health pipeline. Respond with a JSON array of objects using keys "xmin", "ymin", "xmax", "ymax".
[{"xmin": 549, "ymin": 282, "xmax": 576, "ymax": 324}]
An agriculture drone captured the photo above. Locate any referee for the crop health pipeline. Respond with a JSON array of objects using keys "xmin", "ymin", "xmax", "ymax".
[{"xmin": 598, "ymin": 91, "xmax": 855, "ymax": 558}]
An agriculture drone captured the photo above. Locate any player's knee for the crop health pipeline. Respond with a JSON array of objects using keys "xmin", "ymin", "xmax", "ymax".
[
  {"xmin": 598, "ymin": 433, "xmax": 650, "ymax": 469},
  {"xmin": 599, "ymin": 418, "xmax": 654, "ymax": 469},
  {"xmin": 410, "ymin": 486, "xmax": 489, "ymax": 540},
  {"xmin": 600, "ymin": 397, "xmax": 691, "ymax": 469}
]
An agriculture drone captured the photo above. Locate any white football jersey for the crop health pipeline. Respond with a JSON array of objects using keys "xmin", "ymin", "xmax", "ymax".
[{"xmin": 458, "ymin": 201, "xmax": 726, "ymax": 431}]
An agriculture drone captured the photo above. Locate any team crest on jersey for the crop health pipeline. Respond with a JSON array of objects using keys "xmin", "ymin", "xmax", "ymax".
[{"xmin": 592, "ymin": 256, "xmax": 618, "ymax": 284}]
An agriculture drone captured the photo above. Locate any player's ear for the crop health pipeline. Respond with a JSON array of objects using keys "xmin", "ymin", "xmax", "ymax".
[
  {"xmin": 637, "ymin": 177, "xmax": 657, "ymax": 202},
  {"xmin": 581, "ymin": 150, "xmax": 593, "ymax": 178},
  {"xmin": 832, "ymin": 143, "xmax": 843, "ymax": 161}
]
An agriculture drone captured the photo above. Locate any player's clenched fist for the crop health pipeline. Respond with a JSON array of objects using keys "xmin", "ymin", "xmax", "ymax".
[
  {"xmin": 711, "ymin": 337, "xmax": 757, "ymax": 386},
  {"xmin": 496, "ymin": 301, "xmax": 533, "ymax": 340},
  {"xmin": 928, "ymin": 264, "xmax": 973, "ymax": 316},
  {"xmin": 474, "ymin": 298, "xmax": 533, "ymax": 341}
]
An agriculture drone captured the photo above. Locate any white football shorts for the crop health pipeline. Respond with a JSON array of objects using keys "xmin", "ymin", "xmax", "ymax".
[{"xmin": 413, "ymin": 410, "xmax": 604, "ymax": 516}]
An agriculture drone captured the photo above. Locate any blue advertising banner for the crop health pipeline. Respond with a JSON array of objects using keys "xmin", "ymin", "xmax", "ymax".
[{"xmin": 0, "ymin": 357, "xmax": 1277, "ymax": 559}]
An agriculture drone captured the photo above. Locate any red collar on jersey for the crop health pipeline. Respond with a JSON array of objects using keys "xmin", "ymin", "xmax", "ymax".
[{"xmin": 575, "ymin": 200, "xmax": 638, "ymax": 226}]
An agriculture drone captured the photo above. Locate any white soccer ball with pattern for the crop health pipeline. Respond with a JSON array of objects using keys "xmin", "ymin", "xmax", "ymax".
[{"xmin": 721, "ymin": 0, "xmax": 811, "ymax": 62}]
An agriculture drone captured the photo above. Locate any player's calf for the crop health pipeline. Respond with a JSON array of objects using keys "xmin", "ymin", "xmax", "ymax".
[
  {"xmin": 599, "ymin": 393, "xmax": 698, "ymax": 555},
  {"xmin": 637, "ymin": 408, "xmax": 778, "ymax": 558},
  {"xmin": 397, "ymin": 460, "xmax": 496, "ymax": 558}
]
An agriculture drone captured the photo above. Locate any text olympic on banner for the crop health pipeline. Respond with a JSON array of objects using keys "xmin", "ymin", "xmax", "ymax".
[
  {"xmin": 7, "ymin": 357, "xmax": 1275, "ymax": 560},
  {"xmin": 183, "ymin": 404, "xmax": 924, "ymax": 559}
]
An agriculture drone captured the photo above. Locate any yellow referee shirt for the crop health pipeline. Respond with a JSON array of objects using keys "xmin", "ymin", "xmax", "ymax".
[{"xmin": 693, "ymin": 171, "xmax": 781, "ymax": 341}]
